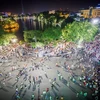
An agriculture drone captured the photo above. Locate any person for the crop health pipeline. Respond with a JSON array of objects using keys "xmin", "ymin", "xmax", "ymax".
[
  {"xmin": 60, "ymin": 96, "xmax": 64, "ymax": 100},
  {"xmin": 67, "ymin": 82, "xmax": 69, "ymax": 87},
  {"xmin": 54, "ymin": 78, "xmax": 56, "ymax": 81},
  {"xmin": 80, "ymin": 91, "xmax": 83, "ymax": 95},
  {"xmin": 38, "ymin": 96, "xmax": 40, "ymax": 100},
  {"xmin": 76, "ymin": 92, "xmax": 79, "ymax": 97},
  {"xmin": 83, "ymin": 92, "xmax": 87, "ymax": 97},
  {"xmin": 16, "ymin": 86, "xmax": 18, "ymax": 92},
  {"xmin": 56, "ymin": 96, "xmax": 59, "ymax": 100},
  {"xmin": 16, "ymin": 94, "xmax": 20, "ymax": 100},
  {"xmin": 49, "ymin": 78, "xmax": 52, "ymax": 84},
  {"xmin": 0, "ymin": 85, "xmax": 2, "ymax": 89},
  {"xmin": 0, "ymin": 72, "xmax": 3, "ymax": 76},
  {"xmin": 31, "ymin": 94, "xmax": 35, "ymax": 100},
  {"xmin": 41, "ymin": 94, "xmax": 43, "ymax": 98},
  {"xmin": 61, "ymin": 75, "xmax": 63, "ymax": 80},
  {"xmin": 46, "ymin": 88, "xmax": 49, "ymax": 92},
  {"xmin": 43, "ymin": 90, "xmax": 46, "ymax": 95},
  {"xmin": 56, "ymin": 63, "xmax": 59, "ymax": 67},
  {"xmin": 36, "ymin": 76, "xmax": 38, "ymax": 80},
  {"xmin": 49, "ymin": 96, "xmax": 52, "ymax": 100},
  {"xmin": 51, "ymin": 83, "xmax": 54, "ymax": 89},
  {"xmin": 58, "ymin": 73, "xmax": 61, "ymax": 80}
]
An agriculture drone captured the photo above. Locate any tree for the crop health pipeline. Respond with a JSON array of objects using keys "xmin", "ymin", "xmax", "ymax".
[
  {"xmin": 48, "ymin": 15, "xmax": 57, "ymax": 27},
  {"xmin": 0, "ymin": 33, "xmax": 17, "ymax": 45},
  {"xmin": 0, "ymin": 18, "xmax": 18, "ymax": 45},
  {"xmin": 62, "ymin": 21, "xmax": 98, "ymax": 43},
  {"xmin": 2, "ymin": 18, "xmax": 19, "ymax": 33},
  {"xmin": 61, "ymin": 17, "xmax": 74, "ymax": 28},
  {"xmin": 37, "ymin": 13, "xmax": 44, "ymax": 30},
  {"xmin": 42, "ymin": 27, "xmax": 62, "ymax": 43},
  {"xmin": 23, "ymin": 30, "xmax": 42, "ymax": 42}
]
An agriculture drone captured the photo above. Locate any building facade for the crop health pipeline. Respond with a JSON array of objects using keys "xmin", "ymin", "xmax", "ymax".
[
  {"xmin": 49, "ymin": 10, "xmax": 55, "ymax": 14},
  {"xmin": 80, "ymin": 4, "xmax": 100, "ymax": 18}
]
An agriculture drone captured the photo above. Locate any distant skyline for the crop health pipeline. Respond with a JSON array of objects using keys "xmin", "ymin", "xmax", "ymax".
[{"xmin": 0, "ymin": 0, "xmax": 100, "ymax": 14}]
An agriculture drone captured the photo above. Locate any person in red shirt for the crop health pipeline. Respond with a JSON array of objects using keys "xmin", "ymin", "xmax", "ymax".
[{"xmin": 46, "ymin": 88, "xmax": 49, "ymax": 92}]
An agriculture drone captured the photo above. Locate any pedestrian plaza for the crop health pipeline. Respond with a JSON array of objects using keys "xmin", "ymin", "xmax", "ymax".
[{"xmin": 0, "ymin": 41, "xmax": 99, "ymax": 100}]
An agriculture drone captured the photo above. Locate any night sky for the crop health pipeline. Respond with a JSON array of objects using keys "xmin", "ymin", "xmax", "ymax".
[{"xmin": 0, "ymin": 0, "xmax": 100, "ymax": 14}]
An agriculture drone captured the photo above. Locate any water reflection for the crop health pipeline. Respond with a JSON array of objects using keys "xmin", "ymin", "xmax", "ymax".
[{"xmin": 16, "ymin": 17, "xmax": 45, "ymax": 40}]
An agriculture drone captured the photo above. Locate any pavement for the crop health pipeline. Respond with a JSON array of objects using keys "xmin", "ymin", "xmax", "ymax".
[{"xmin": 0, "ymin": 54, "xmax": 94, "ymax": 100}]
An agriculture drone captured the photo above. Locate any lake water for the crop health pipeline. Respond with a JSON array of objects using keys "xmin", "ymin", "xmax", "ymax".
[{"xmin": 16, "ymin": 18, "xmax": 48, "ymax": 41}]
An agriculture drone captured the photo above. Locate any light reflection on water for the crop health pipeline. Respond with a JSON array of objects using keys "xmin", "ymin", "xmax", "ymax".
[{"xmin": 16, "ymin": 18, "xmax": 46, "ymax": 40}]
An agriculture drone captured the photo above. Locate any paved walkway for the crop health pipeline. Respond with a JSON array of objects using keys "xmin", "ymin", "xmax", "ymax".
[{"xmin": 0, "ymin": 54, "xmax": 95, "ymax": 100}]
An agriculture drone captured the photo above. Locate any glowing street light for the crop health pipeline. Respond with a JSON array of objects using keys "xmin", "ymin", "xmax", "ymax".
[
  {"xmin": 91, "ymin": 18, "xmax": 100, "ymax": 32},
  {"xmin": 91, "ymin": 18, "xmax": 99, "ymax": 25},
  {"xmin": 77, "ymin": 38, "xmax": 83, "ymax": 48},
  {"xmin": 11, "ymin": 38, "xmax": 18, "ymax": 43}
]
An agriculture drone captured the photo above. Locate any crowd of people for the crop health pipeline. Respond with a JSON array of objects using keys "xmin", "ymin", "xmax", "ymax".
[{"xmin": 0, "ymin": 40, "xmax": 99, "ymax": 100}]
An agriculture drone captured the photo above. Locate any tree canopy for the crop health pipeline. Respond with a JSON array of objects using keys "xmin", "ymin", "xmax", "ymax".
[
  {"xmin": 0, "ymin": 20, "xmax": 17, "ymax": 46},
  {"xmin": 23, "ymin": 27, "xmax": 62, "ymax": 44},
  {"xmin": 62, "ymin": 21, "xmax": 98, "ymax": 43},
  {"xmin": 23, "ymin": 30, "xmax": 42, "ymax": 42},
  {"xmin": 42, "ymin": 27, "xmax": 62, "ymax": 43},
  {"xmin": 2, "ymin": 18, "xmax": 19, "ymax": 33},
  {"xmin": 23, "ymin": 20, "xmax": 98, "ymax": 47},
  {"xmin": 0, "ymin": 33, "xmax": 17, "ymax": 45}
]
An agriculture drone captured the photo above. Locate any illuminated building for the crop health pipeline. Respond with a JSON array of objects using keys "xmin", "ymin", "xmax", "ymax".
[
  {"xmin": 49, "ymin": 10, "xmax": 55, "ymax": 14},
  {"xmin": 0, "ymin": 12, "xmax": 11, "ymax": 17},
  {"xmin": 59, "ymin": 12, "xmax": 69, "ymax": 18},
  {"xmin": 5, "ymin": 12, "xmax": 11, "ymax": 16},
  {"xmin": 80, "ymin": 4, "xmax": 100, "ymax": 18}
]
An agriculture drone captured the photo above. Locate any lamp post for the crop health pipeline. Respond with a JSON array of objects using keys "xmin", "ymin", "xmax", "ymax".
[
  {"xmin": 91, "ymin": 18, "xmax": 100, "ymax": 32},
  {"xmin": 11, "ymin": 38, "xmax": 18, "ymax": 44},
  {"xmin": 33, "ymin": 36, "xmax": 37, "ymax": 42},
  {"xmin": 91, "ymin": 18, "xmax": 99, "ymax": 25},
  {"xmin": 21, "ymin": 0, "xmax": 24, "ymax": 14}
]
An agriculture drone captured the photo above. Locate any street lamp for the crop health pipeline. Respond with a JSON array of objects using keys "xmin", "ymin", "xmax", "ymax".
[
  {"xmin": 77, "ymin": 38, "xmax": 83, "ymax": 49},
  {"xmin": 11, "ymin": 38, "xmax": 18, "ymax": 43},
  {"xmin": 91, "ymin": 18, "xmax": 99, "ymax": 25},
  {"xmin": 91, "ymin": 18, "xmax": 100, "ymax": 33},
  {"xmin": 33, "ymin": 36, "xmax": 37, "ymax": 42}
]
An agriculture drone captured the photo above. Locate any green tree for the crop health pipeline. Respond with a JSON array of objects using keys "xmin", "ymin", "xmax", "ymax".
[
  {"xmin": 42, "ymin": 27, "xmax": 62, "ymax": 43},
  {"xmin": 0, "ymin": 33, "xmax": 17, "ymax": 45},
  {"xmin": 48, "ymin": 15, "xmax": 57, "ymax": 27},
  {"xmin": 2, "ymin": 18, "xmax": 19, "ymax": 33},
  {"xmin": 23, "ymin": 30, "xmax": 42, "ymax": 42},
  {"xmin": 0, "ymin": 19, "xmax": 18, "ymax": 45},
  {"xmin": 62, "ymin": 21, "xmax": 98, "ymax": 43},
  {"xmin": 37, "ymin": 13, "xmax": 44, "ymax": 29},
  {"xmin": 61, "ymin": 17, "xmax": 74, "ymax": 28}
]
